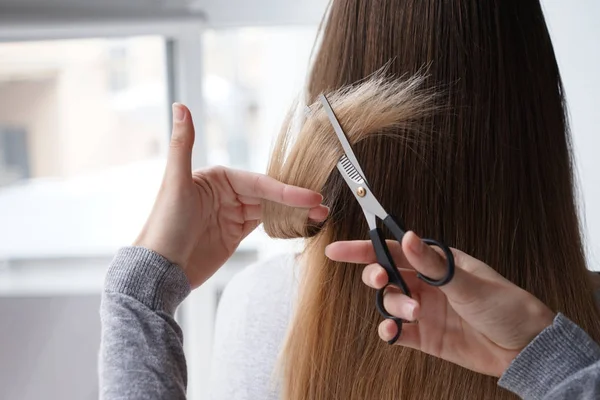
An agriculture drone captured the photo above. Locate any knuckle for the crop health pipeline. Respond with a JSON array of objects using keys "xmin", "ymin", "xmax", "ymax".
[
  {"xmin": 361, "ymin": 244, "xmax": 372, "ymax": 261},
  {"xmin": 169, "ymin": 135, "xmax": 189, "ymax": 150},
  {"xmin": 210, "ymin": 165, "xmax": 227, "ymax": 175},
  {"xmin": 252, "ymin": 175, "xmax": 266, "ymax": 198},
  {"xmin": 201, "ymin": 165, "xmax": 228, "ymax": 184}
]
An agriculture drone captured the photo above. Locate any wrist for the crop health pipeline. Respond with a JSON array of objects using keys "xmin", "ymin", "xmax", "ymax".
[
  {"xmin": 107, "ymin": 247, "xmax": 191, "ymax": 314},
  {"xmin": 492, "ymin": 295, "xmax": 555, "ymax": 377},
  {"xmin": 132, "ymin": 231, "xmax": 203, "ymax": 288},
  {"xmin": 524, "ymin": 299, "xmax": 555, "ymax": 347},
  {"xmin": 498, "ymin": 298, "xmax": 555, "ymax": 376},
  {"xmin": 133, "ymin": 234, "xmax": 187, "ymax": 274}
]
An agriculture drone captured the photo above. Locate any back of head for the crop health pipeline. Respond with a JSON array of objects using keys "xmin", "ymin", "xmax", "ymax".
[{"xmin": 263, "ymin": 0, "xmax": 600, "ymax": 398}]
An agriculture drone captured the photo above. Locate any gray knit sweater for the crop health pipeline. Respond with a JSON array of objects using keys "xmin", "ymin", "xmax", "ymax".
[{"xmin": 99, "ymin": 247, "xmax": 600, "ymax": 399}]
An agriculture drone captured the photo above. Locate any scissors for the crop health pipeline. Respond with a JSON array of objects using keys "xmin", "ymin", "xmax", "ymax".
[{"xmin": 318, "ymin": 94, "xmax": 455, "ymax": 345}]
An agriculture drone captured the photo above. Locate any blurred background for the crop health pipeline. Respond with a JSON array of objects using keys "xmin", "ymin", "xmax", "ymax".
[{"xmin": 0, "ymin": 0, "xmax": 598, "ymax": 399}]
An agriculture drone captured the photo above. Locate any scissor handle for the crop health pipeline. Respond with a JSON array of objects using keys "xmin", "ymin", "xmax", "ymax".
[
  {"xmin": 418, "ymin": 238, "xmax": 455, "ymax": 286},
  {"xmin": 369, "ymin": 226, "xmax": 411, "ymax": 297},
  {"xmin": 375, "ymin": 287, "xmax": 404, "ymax": 345},
  {"xmin": 381, "ymin": 215, "xmax": 455, "ymax": 286},
  {"xmin": 369, "ymin": 215, "xmax": 456, "ymax": 344},
  {"xmin": 369, "ymin": 222, "xmax": 410, "ymax": 345}
]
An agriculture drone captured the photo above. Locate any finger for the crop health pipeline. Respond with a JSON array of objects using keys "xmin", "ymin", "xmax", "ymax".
[
  {"xmin": 402, "ymin": 231, "xmax": 482, "ymax": 303},
  {"xmin": 166, "ymin": 103, "xmax": 195, "ymax": 179},
  {"xmin": 362, "ymin": 263, "xmax": 390, "ymax": 289},
  {"xmin": 378, "ymin": 320, "xmax": 421, "ymax": 350},
  {"xmin": 325, "ymin": 240, "xmax": 404, "ymax": 264},
  {"xmin": 243, "ymin": 204, "xmax": 262, "ymax": 220},
  {"xmin": 307, "ymin": 205, "xmax": 329, "ymax": 221},
  {"xmin": 237, "ymin": 196, "xmax": 261, "ymax": 205},
  {"xmin": 226, "ymin": 169, "xmax": 323, "ymax": 208},
  {"xmin": 382, "ymin": 291, "xmax": 420, "ymax": 321},
  {"xmin": 362, "ymin": 263, "xmax": 420, "ymax": 290},
  {"xmin": 432, "ymin": 246, "xmax": 505, "ymax": 281},
  {"xmin": 239, "ymin": 200, "xmax": 328, "ymax": 222}
]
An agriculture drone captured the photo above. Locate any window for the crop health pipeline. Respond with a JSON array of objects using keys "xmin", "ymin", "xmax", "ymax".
[
  {"xmin": 0, "ymin": 126, "xmax": 30, "ymax": 186},
  {"xmin": 107, "ymin": 44, "xmax": 130, "ymax": 92},
  {"xmin": 0, "ymin": 36, "xmax": 169, "ymax": 286},
  {"xmin": 202, "ymin": 27, "xmax": 317, "ymax": 173},
  {"xmin": 0, "ymin": 35, "xmax": 171, "ymax": 400}
]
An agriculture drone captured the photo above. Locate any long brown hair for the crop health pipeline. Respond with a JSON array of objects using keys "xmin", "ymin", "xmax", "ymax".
[{"xmin": 263, "ymin": 0, "xmax": 600, "ymax": 398}]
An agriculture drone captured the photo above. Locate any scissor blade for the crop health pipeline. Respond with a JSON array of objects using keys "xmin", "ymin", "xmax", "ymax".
[
  {"xmin": 337, "ymin": 154, "xmax": 365, "ymax": 185},
  {"xmin": 335, "ymin": 159, "xmax": 388, "ymax": 225},
  {"xmin": 319, "ymin": 94, "xmax": 369, "ymax": 185}
]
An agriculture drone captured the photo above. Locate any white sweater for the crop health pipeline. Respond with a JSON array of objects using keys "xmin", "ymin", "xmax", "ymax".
[{"xmin": 208, "ymin": 254, "xmax": 298, "ymax": 399}]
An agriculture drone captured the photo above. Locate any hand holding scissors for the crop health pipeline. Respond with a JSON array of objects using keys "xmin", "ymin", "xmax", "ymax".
[{"xmin": 319, "ymin": 94, "xmax": 455, "ymax": 344}]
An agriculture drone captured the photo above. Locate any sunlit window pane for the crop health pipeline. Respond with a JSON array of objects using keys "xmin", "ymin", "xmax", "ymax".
[
  {"xmin": 0, "ymin": 36, "xmax": 169, "ymax": 272},
  {"xmin": 202, "ymin": 27, "xmax": 317, "ymax": 173},
  {"xmin": 0, "ymin": 34, "xmax": 171, "ymax": 400}
]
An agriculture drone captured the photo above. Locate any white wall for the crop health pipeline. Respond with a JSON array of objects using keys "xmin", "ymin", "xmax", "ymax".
[
  {"xmin": 0, "ymin": 295, "xmax": 101, "ymax": 400},
  {"xmin": 542, "ymin": 0, "xmax": 600, "ymax": 268}
]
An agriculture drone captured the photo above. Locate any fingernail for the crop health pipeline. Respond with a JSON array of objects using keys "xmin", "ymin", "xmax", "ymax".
[
  {"xmin": 173, "ymin": 103, "xmax": 185, "ymax": 122},
  {"xmin": 308, "ymin": 205, "xmax": 329, "ymax": 222}
]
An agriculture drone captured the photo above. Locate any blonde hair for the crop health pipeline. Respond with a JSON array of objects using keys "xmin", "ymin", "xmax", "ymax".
[{"xmin": 264, "ymin": 74, "xmax": 435, "ymax": 238}]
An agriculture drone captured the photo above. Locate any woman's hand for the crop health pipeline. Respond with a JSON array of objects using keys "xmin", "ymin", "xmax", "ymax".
[
  {"xmin": 135, "ymin": 103, "xmax": 328, "ymax": 288},
  {"xmin": 325, "ymin": 231, "xmax": 555, "ymax": 377}
]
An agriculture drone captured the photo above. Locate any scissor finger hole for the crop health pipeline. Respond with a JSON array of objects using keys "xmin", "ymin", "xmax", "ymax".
[
  {"xmin": 418, "ymin": 239, "xmax": 455, "ymax": 286},
  {"xmin": 381, "ymin": 284, "xmax": 403, "ymax": 296},
  {"xmin": 376, "ymin": 287, "xmax": 418, "ymax": 320}
]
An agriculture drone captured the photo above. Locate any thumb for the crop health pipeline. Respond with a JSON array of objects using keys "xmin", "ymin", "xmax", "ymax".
[
  {"xmin": 402, "ymin": 231, "xmax": 485, "ymax": 303},
  {"xmin": 167, "ymin": 103, "xmax": 195, "ymax": 179}
]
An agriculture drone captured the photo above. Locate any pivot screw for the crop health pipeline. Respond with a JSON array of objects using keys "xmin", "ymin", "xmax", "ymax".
[{"xmin": 357, "ymin": 187, "xmax": 367, "ymax": 197}]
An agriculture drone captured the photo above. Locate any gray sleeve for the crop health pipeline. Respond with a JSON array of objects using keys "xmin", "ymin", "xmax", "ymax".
[
  {"xmin": 99, "ymin": 247, "xmax": 191, "ymax": 400},
  {"xmin": 499, "ymin": 313, "xmax": 600, "ymax": 399}
]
